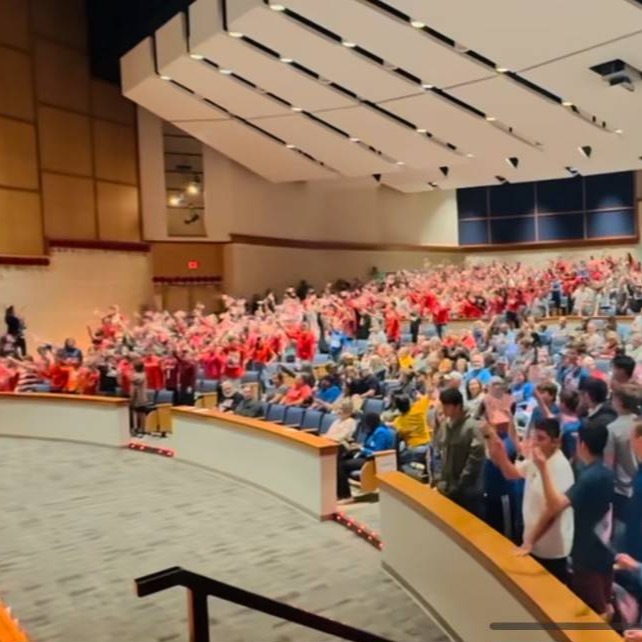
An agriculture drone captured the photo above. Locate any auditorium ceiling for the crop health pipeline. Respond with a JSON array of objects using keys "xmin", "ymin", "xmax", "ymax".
[{"xmin": 121, "ymin": 0, "xmax": 642, "ymax": 192}]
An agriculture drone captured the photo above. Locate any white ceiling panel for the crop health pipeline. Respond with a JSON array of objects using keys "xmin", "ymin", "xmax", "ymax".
[
  {"xmin": 388, "ymin": 0, "xmax": 642, "ymax": 71},
  {"xmin": 156, "ymin": 14, "xmax": 292, "ymax": 119},
  {"xmin": 121, "ymin": 39, "xmax": 229, "ymax": 122},
  {"xmin": 379, "ymin": 171, "xmax": 434, "ymax": 193},
  {"xmin": 226, "ymin": 2, "xmax": 418, "ymax": 103},
  {"xmin": 177, "ymin": 119, "xmax": 336, "ymax": 182},
  {"xmin": 284, "ymin": 0, "xmax": 492, "ymax": 88},
  {"xmin": 253, "ymin": 114, "xmax": 397, "ymax": 177},
  {"xmin": 322, "ymin": 105, "xmax": 462, "ymax": 170}
]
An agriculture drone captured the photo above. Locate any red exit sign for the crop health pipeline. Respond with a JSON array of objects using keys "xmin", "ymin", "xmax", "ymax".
[{"xmin": 187, "ymin": 260, "xmax": 200, "ymax": 270}]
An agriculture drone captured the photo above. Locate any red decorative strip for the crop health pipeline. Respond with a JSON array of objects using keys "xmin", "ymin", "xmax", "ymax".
[
  {"xmin": 0, "ymin": 255, "xmax": 50, "ymax": 267},
  {"xmin": 152, "ymin": 276, "xmax": 222, "ymax": 284},
  {"xmin": 48, "ymin": 239, "xmax": 150, "ymax": 253},
  {"xmin": 332, "ymin": 511, "xmax": 383, "ymax": 550},
  {"xmin": 127, "ymin": 440, "xmax": 175, "ymax": 458}
]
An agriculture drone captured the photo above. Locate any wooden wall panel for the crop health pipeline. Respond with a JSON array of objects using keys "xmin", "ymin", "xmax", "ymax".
[
  {"xmin": 0, "ymin": 47, "xmax": 34, "ymax": 121},
  {"xmin": 38, "ymin": 106, "xmax": 92, "ymax": 176},
  {"xmin": 0, "ymin": 117, "xmax": 39, "ymax": 189},
  {"xmin": 0, "ymin": 0, "xmax": 30, "ymax": 51},
  {"xmin": 42, "ymin": 172, "xmax": 96, "ymax": 239},
  {"xmin": 31, "ymin": 0, "xmax": 86, "ymax": 51},
  {"xmin": 0, "ymin": 188, "xmax": 43, "ymax": 254},
  {"xmin": 96, "ymin": 181, "xmax": 140, "ymax": 241},
  {"xmin": 151, "ymin": 242, "xmax": 224, "ymax": 278},
  {"xmin": 90, "ymin": 80, "xmax": 135, "ymax": 125},
  {"xmin": 93, "ymin": 120, "xmax": 137, "ymax": 185},
  {"xmin": 34, "ymin": 39, "xmax": 90, "ymax": 113}
]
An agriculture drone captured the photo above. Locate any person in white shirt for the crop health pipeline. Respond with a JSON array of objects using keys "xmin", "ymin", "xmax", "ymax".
[
  {"xmin": 325, "ymin": 399, "xmax": 357, "ymax": 448},
  {"xmin": 486, "ymin": 417, "xmax": 574, "ymax": 585}
]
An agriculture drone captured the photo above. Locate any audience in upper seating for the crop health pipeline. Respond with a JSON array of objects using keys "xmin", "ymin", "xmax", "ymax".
[{"xmin": 6, "ymin": 255, "xmax": 642, "ymax": 633}]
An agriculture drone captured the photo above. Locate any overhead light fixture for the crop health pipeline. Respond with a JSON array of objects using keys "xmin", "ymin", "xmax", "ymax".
[
  {"xmin": 416, "ymin": 128, "xmax": 427, "ymax": 134},
  {"xmin": 421, "ymin": 83, "xmax": 434, "ymax": 90},
  {"xmin": 286, "ymin": 143, "xmax": 297, "ymax": 149},
  {"xmin": 342, "ymin": 41, "xmax": 357, "ymax": 48},
  {"xmin": 562, "ymin": 100, "xmax": 574, "ymax": 107},
  {"xmin": 485, "ymin": 116, "xmax": 496, "ymax": 122},
  {"xmin": 466, "ymin": 153, "xmax": 475, "ymax": 158},
  {"xmin": 160, "ymin": 75, "xmax": 172, "ymax": 81},
  {"xmin": 228, "ymin": 31, "xmax": 244, "ymax": 38},
  {"xmin": 280, "ymin": 57, "xmax": 294, "ymax": 63},
  {"xmin": 615, "ymin": 128, "xmax": 624, "ymax": 134},
  {"xmin": 319, "ymin": 77, "xmax": 332, "ymax": 85},
  {"xmin": 291, "ymin": 106, "xmax": 303, "ymax": 112},
  {"xmin": 410, "ymin": 19, "xmax": 426, "ymax": 28},
  {"xmin": 496, "ymin": 67, "xmax": 508, "ymax": 73},
  {"xmin": 349, "ymin": 137, "xmax": 360, "ymax": 143},
  {"xmin": 396, "ymin": 160, "xmax": 405, "ymax": 166},
  {"xmin": 190, "ymin": 53, "xmax": 204, "ymax": 60},
  {"xmin": 186, "ymin": 175, "xmax": 201, "ymax": 196},
  {"xmin": 219, "ymin": 68, "xmax": 233, "ymax": 75},
  {"xmin": 269, "ymin": 3, "xmax": 286, "ymax": 10},
  {"xmin": 168, "ymin": 194, "xmax": 183, "ymax": 207}
]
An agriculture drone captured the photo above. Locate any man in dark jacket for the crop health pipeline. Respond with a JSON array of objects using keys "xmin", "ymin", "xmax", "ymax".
[
  {"xmin": 435, "ymin": 388, "xmax": 486, "ymax": 516},
  {"xmin": 235, "ymin": 385, "xmax": 264, "ymax": 419},
  {"xmin": 580, "ymin": 377, "xmax": 617, "ymax": 431}
]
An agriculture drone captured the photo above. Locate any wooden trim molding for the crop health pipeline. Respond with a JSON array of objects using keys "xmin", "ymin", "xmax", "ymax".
[
  {"xmin": 0, "ymin": 392, "xmax": 129, "ymax": 406},
  {"xmin": 47, "ymin": 238, "xmax": 151, "ymax": 253},
  {"xmin": 378, "ymin": 472, "xmax": 621, "ymax": 642},
  {"xmin": 229, "ymin": 233, "xmax": 640, "ymax": 254},
  {"xmin": 0, "ymin": 255, "xmax": 50, "ymax": 266},
  {"xmin": 172, "ymin": 407, "xmax": 339, "ymax": 455}
]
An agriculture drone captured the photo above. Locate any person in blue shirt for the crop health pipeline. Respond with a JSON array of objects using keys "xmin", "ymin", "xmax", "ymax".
[
  {"xmin": 510, "ymin": 369, "xmax": 534, "ymax": 404},
  {"xmin": 312, "ymin": 376, "xmax": 342, "ymax": 409},
  {"xmin": 464, "ymin": 353, "xmax": 492, "ymax": 386},
  {"xmin": 327, "ymin": 327, "xmax": 347, "ymax": 362},
  {"xmin": 556, "ymin": 345, "xmax": 589, "ymax": 391},
  {"xmin": 528, "ymin": 382, "xmax": 560, "ymax": 436},
  {"xmin": 558, "ymin": 389, "xmax": 582, "ymax": 461},
  {"xmin": 337, "ymin": 412, "xmax": 396, "ymax": 501}
]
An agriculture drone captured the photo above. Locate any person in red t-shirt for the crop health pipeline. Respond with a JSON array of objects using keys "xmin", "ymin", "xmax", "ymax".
[
  {"xmin": 432, "ymin": 302, "xmax": 450, "ymax": 339},
  {"xmin": 293, "ymin": 322, "xmax": 316, "ymax": 363},
  {"xmin": 221, "ymin": 338, "xmax": 246, "ymax": 380},
  {"xmin": 143, "ymin": 353, "xmax": 164, "ymax": 391},
  {"xmin": 385, "ymin": 308, "xmax": 401, "ymax": 345},
  {"xmin": 282, "ymin": 374, "xmax": 313, "ymax": 406}
]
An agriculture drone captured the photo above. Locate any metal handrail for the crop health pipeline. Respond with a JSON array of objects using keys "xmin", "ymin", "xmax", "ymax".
[{"xmin": 135, "ymin": 566, "xmax": 399, "ymax": 642}]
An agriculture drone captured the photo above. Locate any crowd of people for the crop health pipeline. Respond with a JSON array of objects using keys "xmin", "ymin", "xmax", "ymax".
[{"xmin": 2, "ymin": 254, "xmax": 642, "ymax": 634}]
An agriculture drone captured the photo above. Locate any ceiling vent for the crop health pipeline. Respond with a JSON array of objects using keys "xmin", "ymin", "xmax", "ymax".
[{"xmin": 590, "ymin": 59, "xmax": 642, "ymax": 92}]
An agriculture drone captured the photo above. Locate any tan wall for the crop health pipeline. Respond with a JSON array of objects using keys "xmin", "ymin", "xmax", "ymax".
[
  {"xmin": 0, "ymin": 248, "xmax": 153, "ymax": 347},
  {"xmin": 223, "ymin": 243, "xmax": 461, "ymax": 297},
  {"xmin": 150, "ymin": 242, "xmax": 224, "ymax": 278},
  {"xmin": 0, "ymin": 0, "xmax": 142, "ymax": 255}
]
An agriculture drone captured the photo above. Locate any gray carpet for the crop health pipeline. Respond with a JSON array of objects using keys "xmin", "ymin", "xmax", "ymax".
[{"xmin": 0, "ymin": 438, "xmax": 447, "ymax": 642}]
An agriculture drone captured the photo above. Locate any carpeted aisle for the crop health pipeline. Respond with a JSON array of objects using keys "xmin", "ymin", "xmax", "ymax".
[{"xmin": 0, "ymin": 439, "xmax": 446, "ymax": 642}]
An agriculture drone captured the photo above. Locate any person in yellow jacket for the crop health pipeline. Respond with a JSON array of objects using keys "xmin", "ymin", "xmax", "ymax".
[{"xmin": 393, "ymin": 394, "xmax": 431, "ymax": 465}]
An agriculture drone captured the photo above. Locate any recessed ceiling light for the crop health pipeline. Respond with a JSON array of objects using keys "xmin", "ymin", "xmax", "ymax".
[
  {"xmin": 286, "ymin": 143, "xmax": 296, "ymax": 149},
  {"xmin": 280, "ymin": 57, "xmax": 294, "ymax": 63},
  {"xmin": 410, "ymin": 20, "xmax": 425, "ymax": 28},
  {"xmin": 291, "ymin": 106, "xmax": 303, "ymax": 112},
  {"xmin": 270, "ymin": 3, "xmax": 286, "ymax": 11},
  {"xmin": 485, "ymin": 116, "xmax": 496, "ymax": 122},
  {"xmin": 342, "ymin": 41, "xmax": 357, "ymax": 48},
  {"xmin": 416, "ymin": 128, "xmax": 427, "ymax": 134},
  {"xmin": 190, "ymin": 53, "xmax": 204, "ymax": 60},
  {"xmin": 396, "ymin": 160, "xmax": 405, "ymax": 166},
  {"xmin": 562, "ymin": 100, "xmax": 574, "ymax": 107},
  {"xmin": 615, "ymin": 128, "xmax": 624, "ymax": 135},
  {"xmin": 160, "ymin": 75, "xmax": 172, "ymax": 81},
  {"xmin": 228, "ymin": 31, "xmax": 244, "ymax": 38},
  {"xmin": 219, "ymin": 68, "xmax": 233, "ymax": 75},
  {"xmin": 421, "ymin": 83, "xmax": 434, "ymax": 90},
  {"xmin": 319, "ymin": 77, "xmax": 332, "ymax": 85},
  {"xmin": 349, "ymin": 137, "xmax": 360, "ymax": 143},
  {"xmin": 496, "ymin": 67, "xmax": 508, "ymax": 73},
  {"xmin": 466, "ymin": 153, "xmax": 475, "ymax": 158}
]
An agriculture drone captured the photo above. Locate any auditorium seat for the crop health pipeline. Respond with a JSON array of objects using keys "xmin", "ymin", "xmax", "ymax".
[
  {"xmin": 284, "ymin": 406, "xmax": 305, "ymax": 428},
  {"xmin": 362, "ymin": 398, "xmax": 385, "ymax": 416},
  {"xmin": 319, "ymin": 412, "xmax": 337, "ymax": 435},
  {"xmin": 197, "ymin": 379, "xmax": 219, "ymax": 393},
  {"xmin": 383, "ymin": 380, "xmax": 401, "ymax": 396},
  {"xmin": 241, "ymin": 372, "xmax": 260, "ymax": 384},
  {"xmin": 266, "ymin": 403, "xmax": 286, "ymax": 424},
  {"xmin": 300, "ymin": 408, "xmax": 323, "ymax": 431},
  {"xmin": 32, "ymin": 383, "xmax": 52, "ymax": 393}
]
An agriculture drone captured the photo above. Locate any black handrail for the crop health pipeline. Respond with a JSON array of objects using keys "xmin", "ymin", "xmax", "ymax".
[{"xmin": 135, "ymin": 566, "xmax": 399, "ymax": 642}]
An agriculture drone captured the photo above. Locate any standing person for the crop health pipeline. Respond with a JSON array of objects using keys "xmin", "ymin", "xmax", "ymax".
[
  {"xmin": 624, "ymin": 419, "xmax": 642, "ymax": 560},
  {"xmin": 176, "ymin": 350, "xmax": 196, "ymax": 406},
  {"xmin": 527, "ymin": 425, "xmax": 615, "ymax": 617},
  {"xmin": 487, "ymin": 418, "xmax": 574, "ymax": 585},
  {"xmin": 434, "ymin": 388, "xmax": 486, "ymax": 516},
  {"xmin": 605, "ymin": 385, "xmax": 641, "ymax": 525},
  {"xmin": 130, "ymin": 361, "xmax": 149, "ymax": 436},
  {"xmin": 580, "ymin": 377, "xmax": 617, "ymax": 431},
  {"xmin": 409, "ymin": 312, "xmax": 421, "ymax": 345},
  {"xmin": 4, "ymin": 306, "xmax": 26, "ymax": 357}
]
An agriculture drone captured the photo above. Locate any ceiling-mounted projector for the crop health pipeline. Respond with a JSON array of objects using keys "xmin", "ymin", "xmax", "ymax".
[{"xmin": 590, "ymin": 59, "xmax": 641, "ymax": 92}]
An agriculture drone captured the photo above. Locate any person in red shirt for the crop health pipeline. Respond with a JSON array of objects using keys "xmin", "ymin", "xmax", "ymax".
[
  {"xmin": 221, "ymin": 337, "xmax": 246, "ymax": 380},
  {"xmin": 176, "ymin": 350, "xmax": 197, "ymax": 405},
  {"xmin": 432, "ymin": 302, "xmax": 450, "ymax": 339},
  {"xmin": 118, "ymin": 358, "xmax": 134, "ymax": 397},
  {"xmin": 143, "ymin": 353, "xmax": 164, "ymax": 391},
  {"xmin": 385, "ymin": 307, "xmax": 401, "ymax": 345},
  {"xmin": 293, "ymin": 322, "xmax": 316, "ymax": 363},
  {"xmin": 282, "ymin": 374, "xmax": 313, "ymax": 406}
]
